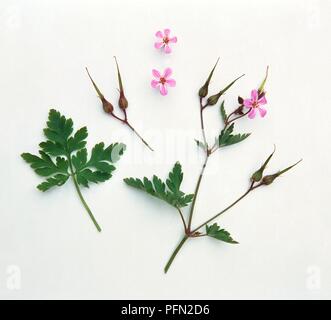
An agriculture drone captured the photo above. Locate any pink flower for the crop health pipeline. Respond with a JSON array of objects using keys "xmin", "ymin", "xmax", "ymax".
[
  {"xmin": 151, "ymin": 68, "xmax": 176, "ymax": 96},
  {"xmin": 154, "ymin": 29, "xmax": 177, "ymax": 54},
  {"xmin": 243, "ymin": 89, "xmax": 267, "ymax": 119}
]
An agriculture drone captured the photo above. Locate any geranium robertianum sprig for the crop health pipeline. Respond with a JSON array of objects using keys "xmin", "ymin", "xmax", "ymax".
[
  {"xmin": 124, "ymin": 61, "xmax": 301, "ymax": 273},
  {"xmin": 86, "ymin": 57, "xmax": 154, "ymax": 151},
  {"xmin": 21, "ymin": 109, "xmax": 126, "ymax": 232}
]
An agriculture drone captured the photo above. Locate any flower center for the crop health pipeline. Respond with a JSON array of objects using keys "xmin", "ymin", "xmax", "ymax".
[
  {"xmin": 252, "ymin": 101, "xmax": 259, "ymax": 108},
  {"xmin": 163, "ymin": 37, "xmax": 169, "ymax": 44},
  {"xmin": 160, "ymin": 77, "xmax": 166, "ymax": 84}
]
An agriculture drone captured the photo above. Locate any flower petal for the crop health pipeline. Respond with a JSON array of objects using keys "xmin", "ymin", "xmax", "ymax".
[
  {"xmin": 152, "ymin": 69, "xmax": 161, "ymax": 78},
  {"xmin": 243, "ymin": 99, "xmax": 253, "ymax": 108},
  {"xmin": 258, "ymin": 107, "xmax": 267, "ymax": 117},
  {"xmin": 251, "ymin": 89, "xmax": 258, "ymax": 102},
  {"xmin": 151, "ymin": 80, "xmax": 160, "ymax": 88},
  {"xmin": 154, "ymin": 42, "xmax": 164, "ymax": 49},
  {"xmin": 160, "ymin": 84, "xmax": 168, "ymax": 96},
  {"xmin": 155, "ymin": 31, "xmax": 163, "ymax": 38},
  {"xmin": 164, "ymin": 45, "xmax": 172, "ymax": 54},
  {"xmin": 258, "ymin": 95, "xmax": 267, "ymax": 105},
  {"xmin": 166, "ymin": 79, "xmax": 176, "ymax": 87},
  {"xmin": 163, "ymin": 67, "xmax": 172, "ymax": 78},
  {"xmin": 248, "ymin": 108, "xmax": 256, "ymax": 119},
  {"xmin": 164, "ymin": 29, "xmax": 171, "ymax": 36},
  {"xmin": 169, "ymin": 36, "xmax": 177, "ymax": 43}
]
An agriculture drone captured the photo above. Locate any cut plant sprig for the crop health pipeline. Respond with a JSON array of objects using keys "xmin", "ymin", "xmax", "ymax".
[
  {"xmin": 86, "ymin": 58, "xmax": 154, "ymax": 151},
  {"xmin": 21, "ymin": 109, "xmax": 126, "ymax": 232},
  {"xmin": 124, "ymin": 60, "xmax": 301, "ymax": 273}
]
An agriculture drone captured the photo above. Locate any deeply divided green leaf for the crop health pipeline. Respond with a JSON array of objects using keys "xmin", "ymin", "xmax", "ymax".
[
  {"xmin": 218, "ymin": 123, "xmax": 250, "ymax": 147},
  {"xmin": 124, "ymin": 162, "xmax": 194, "ymax": 208},
  {"xmin": 22, "ymin": 109, "xmax": 125, "ymax": 191},
  {"xmin": 206, "ymin": 223, "xmax": 238, "ymax": 244}
]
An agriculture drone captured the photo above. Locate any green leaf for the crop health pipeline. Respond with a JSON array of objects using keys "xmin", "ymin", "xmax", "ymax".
[
  {"xmin": 220, "ymin": 101, "xmax": 227, "ymax": 124},
  {"xmin": 73, "ymin": 142, "xmax": 125, "ymax": 187},
  {"xmin": 43, "ymin": 109, "xmax": 73, "ymax": 147},
  {"xmin": 166, "ymin": 162, "xmax": 183, "ymax": 194},
  {"xmin": 22, "ymin": 109, "xmax": 126, "ymax": 191},
  {"xmin": 37, "ymin": 174, "xmax": 69, "ymax": 192},
  {"xmin": 39, "ymin": 141, "xmax": 66, "ymax": 156},
  {"xmin": 72, "ymin": 148, "xmax": 88, "ymax": 171},
  {"xmin": 21, "ymin": 152, "xmax": 68, "ymax": 177},
  {"xmin": 225, "ymin": 133, "xmax": 251, "ymax": 146},
  {"xmin": 218, "ymin": 123, "xmax": 250, "ymax": 147},
  {"xmin": 21, "ymin": 108, "xmax": 126, "ymax": 232},
  {"xmin": 218, "ymin": 123, "xmax": 234, "ymax": 146},
  {"xmin": 124, "ymin": 162, "xmax": 194, "ymax": 208},
  {"xmin": 206, "ymin": 223, "xmax": 238, "ymax": 244},
  {"xmin": 76, "ymin": 169, "xmax": 111, "ymax": 187},
  {"xmin": 67, "ymin": 127, "xmax": 88, "ymax": 153}
]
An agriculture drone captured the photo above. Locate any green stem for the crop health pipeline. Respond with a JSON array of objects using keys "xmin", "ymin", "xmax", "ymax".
[
  {"xmin": 191, "ymin": 183, "xmax": 256, "ymax": 233},
  {"xmin": 126, "ymin": 121, "xmax": 154, "ymax": 152},
  {"xmin": 68, "ymin": 159, "xmax": 102, "ymax": 232},
  {"xmin": 164, "ymin": 235, "xmax": 188, "ymax": 274},
  {"xmin": 187, "ymin": 154, "xmax": 209, "ymax": 230}
]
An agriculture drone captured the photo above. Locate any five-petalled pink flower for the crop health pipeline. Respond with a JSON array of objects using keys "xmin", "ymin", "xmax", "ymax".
[
  {"xmin": 151, "ymin": 68, "xmax": 176, "ymax": 96},
  {"xmin": 154, "ymin": 29, "xmax": 177, "ymax": 54},
  {"xmin": 243, "ymin": 89, "xmax": 267, "ymax": 119}
]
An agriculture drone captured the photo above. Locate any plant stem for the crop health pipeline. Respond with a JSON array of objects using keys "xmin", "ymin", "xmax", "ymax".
[
  {"xmin": 226, "ymin": 109, "xmax": 250, "ymax": 125},
  {"xmin": 187, "ymin": 153, "xmax": 209, "ymax": 230},
  {"xmin": 164, "ymin": 235, "xmax": 188, "ymax": 274},
  {"xmin": 126, "ymin": 121, "xmax": 154, "ymax": 152},
  {"xmin": 109, "ymin": 113, "xmax": 154, "ymax": 151},
  {"xmin": 187, "ymin": 99, "xmax": 210, "ymax": 230},
  {"xmin": 68, "ymin": 159, "xmax": 102, "ymax": 232},
  {"xmin": 176, "ymin": 206, "xmax": 187, "ymax": 231},
  {"xmin": 191, "ymin": 182, "xmax": 257, "ymax": 233},
  {"xmin": 200, "ymin": 100, "xmax": 208, "ymax": 146}
]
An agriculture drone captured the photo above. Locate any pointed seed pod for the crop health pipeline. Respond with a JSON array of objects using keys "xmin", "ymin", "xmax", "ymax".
[
  {"xmin": 251, "ymin": 145, "xmax": 276, "ymax": 182},
  {"xmin": 207, "ymin": 74, "xmax": 245, "ymax": 106},
  {"xmin": 199, "ymin": 58, "xmax": 220, "ymax": 98},
  {"xmin": 114, "ymin": 56, "xmax": 128, "ymax": 109},
  {"xmin": 261, "ymin": 159, "xmax": 302, "ymax": 185},
  {"xmin": 86, "ymin": 67, "xmax": 114, "ymax": 113}
]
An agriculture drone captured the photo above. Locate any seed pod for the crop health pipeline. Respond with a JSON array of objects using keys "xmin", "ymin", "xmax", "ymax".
[
  {"xmin": 206, "ymin": 74, "xmax": 245, "ymax": 106},
  {"xmin": 101, "ymin": 98, "xmax": 114, "ymax": 114},
  {"xmin": 114, "ymin": 56, "xmax": 128, "ymax": 109},
  {"xmin": 261, "ymin": 174, "xmax": 277, "ymax": 185},
  {"xmin": 251, "ymin": 146, "xmax": 276, "ymax": 182},
  {"xmin": 86, "ymin": 67, "xmax": 114, "ymax": 113},
  {"xmin": 119, "ymin": 92, "xmax": 128, "ymax": 109},
  {"xmin": 199, "ymin": 58, "xmax": 220, "ymax": 98},
  {"xmin": 207, "ymin": 93, "xmax": 221, "ymax": 106},
  {"xmin": 261, "ymin": 159, "xmax": 302, "ymax": 185}
]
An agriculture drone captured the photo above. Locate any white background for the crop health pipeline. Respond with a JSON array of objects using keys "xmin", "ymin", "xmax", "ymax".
[{"xmin": 1, "ymin": 0, "xmax": 330, "ymax": 299}]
